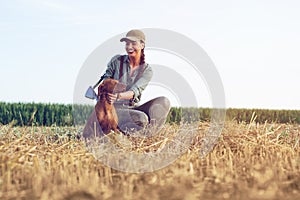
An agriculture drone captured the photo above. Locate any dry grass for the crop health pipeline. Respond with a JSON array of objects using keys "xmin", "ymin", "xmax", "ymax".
[{"xmin": 0, "ymin": 120, "xmax": 300, "ymax": 200}]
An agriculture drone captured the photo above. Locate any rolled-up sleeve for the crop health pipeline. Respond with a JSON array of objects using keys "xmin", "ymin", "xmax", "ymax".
[{"xmin": 129, "ymin": 64, "xmax": 153, "ymax": 103}]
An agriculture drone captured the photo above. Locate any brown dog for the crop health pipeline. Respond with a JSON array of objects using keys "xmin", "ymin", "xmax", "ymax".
[{"xmin": 95, "ymin": 78, "xmax": 126, "ymax": 134}]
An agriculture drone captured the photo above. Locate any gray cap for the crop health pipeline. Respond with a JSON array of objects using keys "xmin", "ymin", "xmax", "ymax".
[{"xmin": 120, "ymin": 29, "xmax": 145, "ymax": 43}]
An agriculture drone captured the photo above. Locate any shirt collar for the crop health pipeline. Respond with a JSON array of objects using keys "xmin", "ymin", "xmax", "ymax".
[{"xmin": 124, "ymin": 55, "xmax": 130, "ymax": 63}]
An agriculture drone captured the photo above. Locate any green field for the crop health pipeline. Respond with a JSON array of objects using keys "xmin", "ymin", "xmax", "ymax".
[{"xmin": 1, "ymin": 102, "xmax": 300, "ymax": 126}]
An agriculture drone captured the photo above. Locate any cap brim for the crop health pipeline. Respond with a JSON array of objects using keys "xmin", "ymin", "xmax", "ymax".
[{"xmin": 120, "ymin": 36, "xmax": 139, "ymax": 42}]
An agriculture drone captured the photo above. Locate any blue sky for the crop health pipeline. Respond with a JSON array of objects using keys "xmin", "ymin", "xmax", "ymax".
[{"xmin": 1, "ymin": 0, "xmax": 300, "ymax": 109}]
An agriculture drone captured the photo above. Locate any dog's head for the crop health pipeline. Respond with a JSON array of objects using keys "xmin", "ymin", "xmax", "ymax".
[{"xmin": 98, "ymin": 79, "xmax": 126, "ymax": 96}]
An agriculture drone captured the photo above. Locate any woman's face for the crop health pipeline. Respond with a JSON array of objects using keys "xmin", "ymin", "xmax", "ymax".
[{"xmin": 125, "ymin": 40, "xmax": 144, "ymax": 57}]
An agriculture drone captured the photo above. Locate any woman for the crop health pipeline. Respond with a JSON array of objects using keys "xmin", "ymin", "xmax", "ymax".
[{"xmin": 102, "ymin": 29, "xmax": 170, "ymax": 134}]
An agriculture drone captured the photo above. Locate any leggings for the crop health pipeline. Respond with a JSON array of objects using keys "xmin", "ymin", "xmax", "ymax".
[{"xmin": 116, "ymin": 96, "xmax": 171, "ymax": 134}]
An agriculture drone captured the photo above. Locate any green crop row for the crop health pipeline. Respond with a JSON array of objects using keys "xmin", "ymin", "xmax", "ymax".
[{"xmin": 0, "ymin": 102, "xmax": 299, "ymax": 126}]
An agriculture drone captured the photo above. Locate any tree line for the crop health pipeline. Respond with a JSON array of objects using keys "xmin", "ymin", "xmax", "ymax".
[{"xmin": 0, "ymin": 102, "xmax": 299, "ymax": 126}]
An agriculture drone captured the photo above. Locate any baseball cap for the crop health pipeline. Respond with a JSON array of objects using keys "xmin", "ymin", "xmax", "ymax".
[{"xmin": 120, "ymin": 29, "xmax": 145, "ymax": 43}]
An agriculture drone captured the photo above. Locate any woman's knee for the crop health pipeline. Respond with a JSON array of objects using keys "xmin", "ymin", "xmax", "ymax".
[{"xmin": 152, "ymin": 96, "xmax": 171, "ymax": 111}]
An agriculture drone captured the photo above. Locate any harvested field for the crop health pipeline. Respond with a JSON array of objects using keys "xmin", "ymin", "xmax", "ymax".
[{"xmin": 1, "ymin": 120, "xmax": 300, "ymax": 200}]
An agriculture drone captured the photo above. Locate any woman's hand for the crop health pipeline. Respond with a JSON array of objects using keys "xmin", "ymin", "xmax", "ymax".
[
  {"xmin": 106, "ymin": 91, "xmax": 134, "ymax": 104},
  {"xmin": 107, "ymin": 93, "xmax": 118, "ymax": 104}
]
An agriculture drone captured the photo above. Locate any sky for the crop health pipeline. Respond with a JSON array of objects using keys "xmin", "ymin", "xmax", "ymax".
[{"xmin": 1, "ymin": 0, "xmax": 300, "ymax": 110}]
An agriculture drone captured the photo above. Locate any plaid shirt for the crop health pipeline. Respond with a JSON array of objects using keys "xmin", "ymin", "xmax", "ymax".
[{"xmin": 103, "ymin": 55, "xmax": 153, "ymax": 104}]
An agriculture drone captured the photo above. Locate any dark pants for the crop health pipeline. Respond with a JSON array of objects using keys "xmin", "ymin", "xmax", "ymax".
[{"xmin": 116, "ymin": 96, "xmax": 171, "ymax": 134}]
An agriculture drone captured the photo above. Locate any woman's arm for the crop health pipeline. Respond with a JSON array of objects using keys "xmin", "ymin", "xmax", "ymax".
[
  {"xmin": 118, "ymin": 91, "xmax": 134, "ymax": 100},
  {"xmin": 106, "ymin": 91, "xmax": 134, "ymax": 104}
]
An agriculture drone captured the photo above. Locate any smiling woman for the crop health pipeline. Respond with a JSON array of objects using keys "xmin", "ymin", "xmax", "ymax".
[{"xmin": 83, "ymin": 29, "xmax": 171, "ymax": 137}]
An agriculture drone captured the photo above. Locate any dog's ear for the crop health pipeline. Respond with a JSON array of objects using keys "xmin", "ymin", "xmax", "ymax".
[
  {"xmin": 115, "ymin": 82, "xmax": 127, "ymax": 92},
  {"xmin": 98, "ymin": 83, "xmax": 104, "ymax": 98},
  {"xmin": 105, "ymin": 79, "xmax": 119, "ymax": 93}
]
